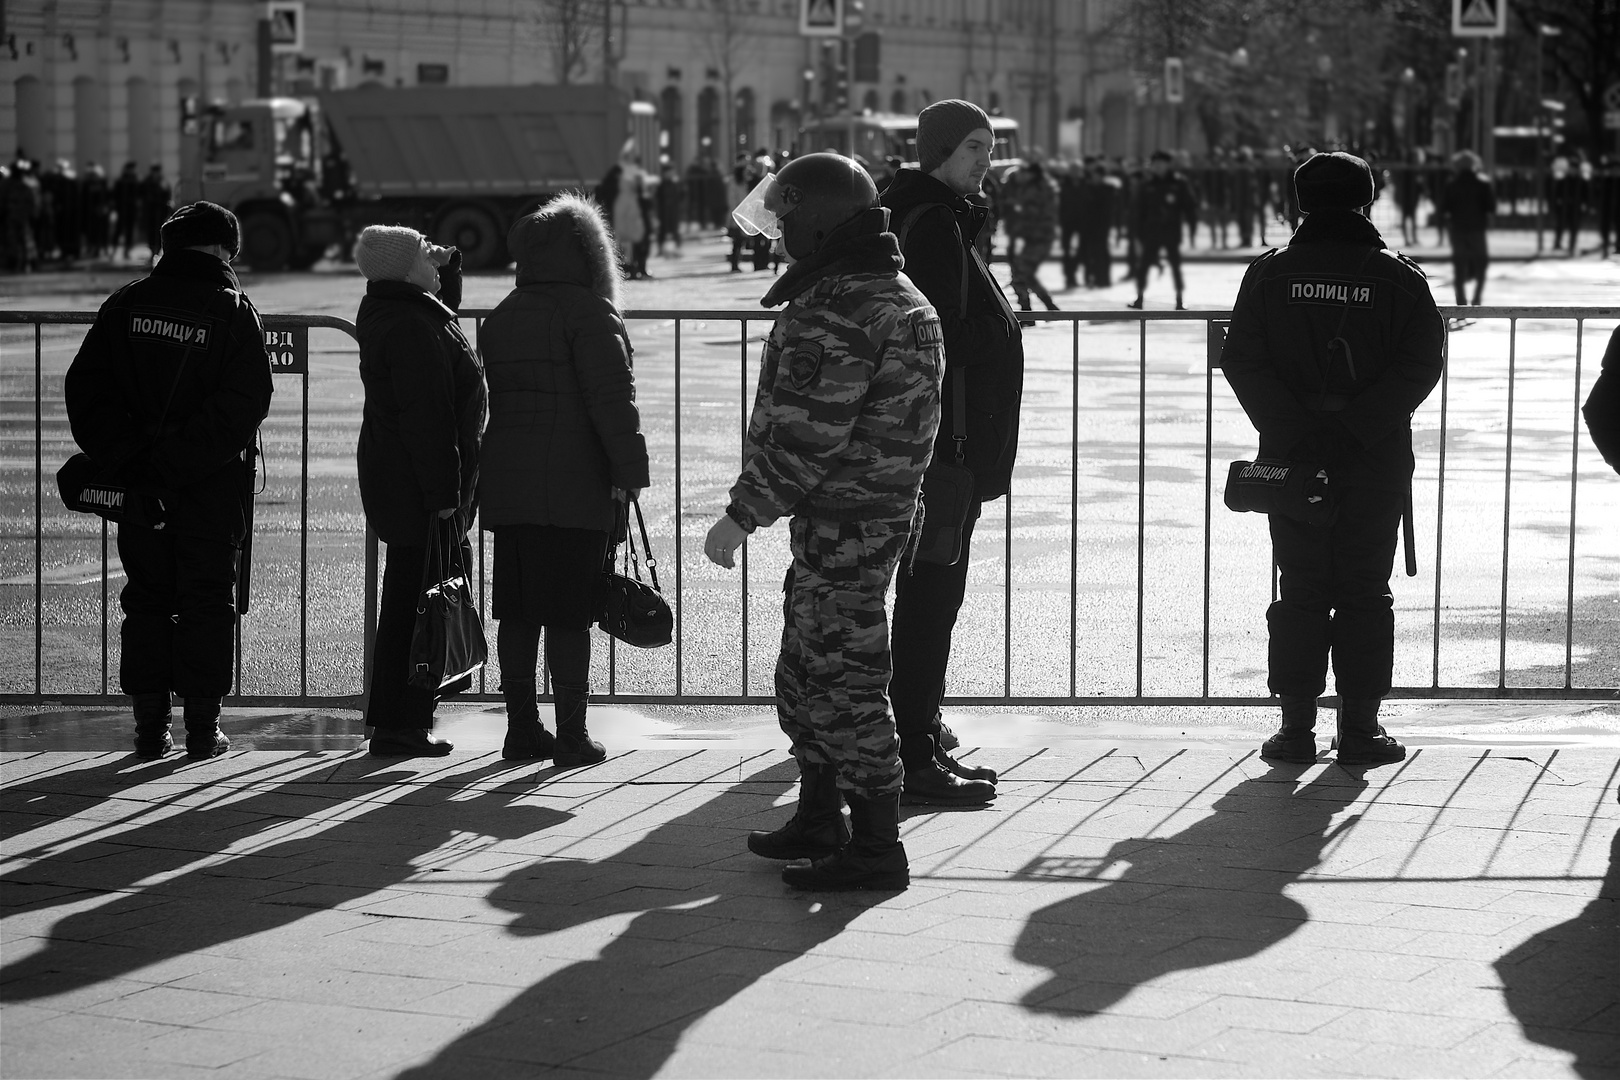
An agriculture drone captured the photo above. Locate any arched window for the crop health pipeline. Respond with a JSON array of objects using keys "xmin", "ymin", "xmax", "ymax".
[
  {"xmin": 126, "ymin": 76, "xmax": 154, "ymax": 167},
  {"xmin": 853, "ymin": 32, "xmax": 881, "ymax": 83},
  {"xmin": 74, "ymin": 76, "xmax": 106, "ymax": 167},
  {"xmin": 890, "ymin": 88, "xmax": 908, "ymax": 114},
  {"xmin": 659, "ymin": 85, "xmax": 683, "ymax": 168},
  {"xmin": 696, "ymin": 85, "xmax": 719, "ymax": 161},
  {"xmin": 15, "ymin": 75, "xmax": 48, "ymax": 162},
  {"xmin": 733, "ymin": 87, "xmax": 755, "ymax": 154}
]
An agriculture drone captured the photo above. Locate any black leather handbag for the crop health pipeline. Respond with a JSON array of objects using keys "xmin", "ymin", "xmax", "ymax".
[
  {"xmin": 599, "ymin": 498, "xmax": 673, "ymax": 649},
  {"xmin": 407, "ymin": 516, "xmax": 488, "ymax": 691}
]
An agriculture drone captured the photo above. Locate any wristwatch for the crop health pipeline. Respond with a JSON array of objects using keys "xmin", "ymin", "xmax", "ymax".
[{"xmin": 724, "ymin": 502, "xmax": 756, "ymax": 533}]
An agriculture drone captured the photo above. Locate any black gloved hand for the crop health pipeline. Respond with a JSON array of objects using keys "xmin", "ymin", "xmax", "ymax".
[{"xmin": 436, "ymin": 248, "xmax": 464, "ymax": 314}]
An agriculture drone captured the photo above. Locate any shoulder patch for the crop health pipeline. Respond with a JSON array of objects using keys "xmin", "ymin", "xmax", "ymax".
[
  {"xmin": 128, "ymin": 309, "xmax": 211, "ymax": 349},
  {"xmin": 1286, "ymin": 278, "xmax": 1376, "ymax": 307},
  {"xmin": 910, "ymin": 307, "xmax": 943, "ymax": 351},
  {"xmin": 788, "ymin": 341, "xmax": 825, "ymax": 389}
]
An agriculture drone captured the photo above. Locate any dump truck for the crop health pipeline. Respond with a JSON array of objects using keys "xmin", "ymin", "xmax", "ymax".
[{"xmin": 181, "ymin": 85, "xmax": 659, "ymax": 270}]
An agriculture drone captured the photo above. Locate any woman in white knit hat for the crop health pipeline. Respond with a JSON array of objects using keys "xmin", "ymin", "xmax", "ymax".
[{"xmin": 352, "ymin": 225, "xmax": 487, "ymax": 757}]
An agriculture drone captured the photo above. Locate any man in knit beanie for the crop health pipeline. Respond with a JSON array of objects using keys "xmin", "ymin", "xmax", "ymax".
[
  {"xmin": 878, "ymin": 101, "xmax": 1024, "ymax": 808},
  {"xmin": 1220, "ymin": 149, "xmax": 1443, "ymax": 772}
]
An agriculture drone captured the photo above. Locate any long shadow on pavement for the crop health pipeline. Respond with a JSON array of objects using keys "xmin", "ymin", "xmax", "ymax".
[
  {"xmin": 1495, "ymin": 825, "xmax": 1620, "ymax": 1077},
  {"xmin": 0, "ymin": 758, "xmax": 568, "ymax": 1001},
  {"xmin": 394, "ymin": 765, "xmax": 869, "ymax": 1079},
  {"xmin": 1014, "ymin": 764, "xmax": 1365, "ymax": 1014}
]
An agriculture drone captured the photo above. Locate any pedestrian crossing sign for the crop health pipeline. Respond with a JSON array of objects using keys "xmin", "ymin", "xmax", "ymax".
[
  {"xmin": 1453, "ymin": 0, "xmax": 1506, "ymax": 37},
  {"xmin": 800, "ymin": 0, "xmax": 843, "ymax": 36}
]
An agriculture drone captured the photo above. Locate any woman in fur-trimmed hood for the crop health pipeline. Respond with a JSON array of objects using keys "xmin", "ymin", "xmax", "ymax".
[{"xmin": 478, "ymin": 192, "xmax": 650, "ymax": 767}]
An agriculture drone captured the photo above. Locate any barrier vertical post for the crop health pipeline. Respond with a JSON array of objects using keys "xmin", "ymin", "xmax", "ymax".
[
  {"xmin": 1564, "ymin": 320, "xmax": 1584, "ymax": 687},
  {"xmin": 34, "ymin": 323, "xmax": 43, "ymax": 699},
  {"xmin": 1498, "ymin": 319, "xmax": 1518, "ymax": 688}
]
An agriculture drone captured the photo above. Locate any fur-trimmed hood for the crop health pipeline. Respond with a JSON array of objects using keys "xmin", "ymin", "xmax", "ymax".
[{"xmin": 507, "ymin": 192, "xmax": 623, "ymax": 309}]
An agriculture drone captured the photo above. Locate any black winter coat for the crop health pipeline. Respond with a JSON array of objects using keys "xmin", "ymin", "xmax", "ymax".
[
  {"xmin": 356, "ymin": 280, "xmax": 486, "ymax": 546},
  {"xmin": 1221, "ymin": 210, "xmax": 1444, "ymax": 490},
  {"xmin": 479, "ymin": 202, "xmax": 650, "ymax": 534},
  {"xmin": 881, "ymin": 168, "xmax": 1025, "ymax": 499},
  {"xmin": 1582, "ymin": 326, "xmax": 1620, "ymax": 474},
  {"xmin": 65, "ymin": 249, "xmax": 273, "ymax": 540}
]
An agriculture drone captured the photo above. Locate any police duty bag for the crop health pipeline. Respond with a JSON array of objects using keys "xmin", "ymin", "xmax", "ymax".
[
  {"xmin": 1224, "ymin": 458, "xmax": 1338, "ymax": 527},
  {"xmin": 56, "ymin": 454, "xmax": 173, "ymax": 528}
]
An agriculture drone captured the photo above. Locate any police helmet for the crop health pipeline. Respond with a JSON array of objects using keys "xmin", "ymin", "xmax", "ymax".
[{"xmin": 732, "ymin": 152, "xmax": 878, "ymax": 258}]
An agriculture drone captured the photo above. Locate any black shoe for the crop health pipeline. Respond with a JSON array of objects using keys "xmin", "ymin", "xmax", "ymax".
[
  {"xmin": 182, "ymin": 698, "xmax": 229, "ymax": 760},
  {"xmin": 132, "ymin": 691, "xmax": 172, "ymax": 759},
  {"xmin": 748, "ymin": 762, "xmax": 849, "ymax": 860},
  {"xmin": 134, "ymin": 729, "xmax": 173, "ymax": 760},
  {"xmin": 1126, "ymin": 298, "xmax": 1143, "ymax": 309},
  {"xmin": 502, "ymin": 679, "xmax": 555, "ymax": 761},
  {"xmin": 782, "ymin": 793, "xmax": 908, "ymax": 891},
  {"xmin": 937, "ymin": 745, "xmax": 998, "ymax": 784},
  {"xmin": 1334, "ymin": 698, "xmax": 1406, "ymax": 768},
  {"xmin": 552, "ymin": 683, "xmax": 606, "ymax": 767},
  {"xmin": 1260, "ymin": 731, "xmax": 1317, "ymax": 764},
  {"xmin": 902, "ymin": 756, "xmax": 996, "ymax": 806},
  {"xmin": 370, "ymin": 728, "xmax": 454, "ymax": 757}
]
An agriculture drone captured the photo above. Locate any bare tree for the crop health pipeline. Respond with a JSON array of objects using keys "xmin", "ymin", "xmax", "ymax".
[
  {"xmin": 697, "ymin": 0, "xmax": 765, "ymax": 161},
  {"xmin": 526, "ymin": 0, "xmax": 602, "ymax": 85}
]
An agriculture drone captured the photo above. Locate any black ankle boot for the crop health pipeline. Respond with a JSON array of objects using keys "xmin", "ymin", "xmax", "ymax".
[
  {"xmin": 552, "ymin": 683, "xmax": 605, "ymax": 767},
  {"xmin": 182, "ymin": 697, "xmax": 229, "ymax": 760},
  {"xmin": 782, "ymin": 791, "xmax": 908, "ymax": 891},
  {"xmin": 132, "ymin": 692, "xmax": 173, "ymax": 759},
  {"xmin": 1260, "ymin": 695, "xmax": 1318, "ymax": 763},
  {"xmin": 902, "ymin": 734, "xmax": 996, "ymax": 806},
  {"xmin": 501, "ymin": 679, "xmax": 554, "ymax": 761},
  {"xmin": 1335, "ymin": 698, "xmax": 1405, "ymax": 767},
  {"xmin": 748, "ymin": 761, "xmax": 849, "ymax": 860}
]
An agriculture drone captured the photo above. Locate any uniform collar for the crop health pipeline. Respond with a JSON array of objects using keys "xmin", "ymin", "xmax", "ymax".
[
  {"xmin": 1290, "ymin": 209, "xmax": 1386, "ymax": 247},
  {"xmin": 760, "ymin": 210, "xmax": 903, "ymax": 308},
  {"xmin": 150, "ymin": 249, "xmax": 240, "ymax": 289}
]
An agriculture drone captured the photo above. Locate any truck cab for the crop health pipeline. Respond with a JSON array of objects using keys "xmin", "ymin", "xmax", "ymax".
[{"xmin": 187, "ymin": 97, "xmax": 339, "ymax": 270}]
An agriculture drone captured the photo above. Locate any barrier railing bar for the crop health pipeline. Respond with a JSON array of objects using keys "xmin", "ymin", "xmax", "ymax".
[
  {"xmin": 611, "ymin": 307, "xmax": 1620, "ymax": 322},
  {"xmin": 673, "ymin": 318, "xmax": 684, "ymax": 698},
  {"xmin": 34, "ymin": 322, "xmax": 43, "ymax": 699},
  {"xmin": 1433, "ymin": 329, "xmax": 1451, "ymax": 688},
  {"xmin": 1136, "ymin": 317, "xmax": 1147, "ymax": 698},
  {"xmin": 1069, "ymin": 319, "xmax": 1079, "ymax": 698},
  {"xmin": 1498, "ymin": 319, "xmax": 1518, "ymax": 689},
  {"xmin": 1565, "ymin": 319, "xmax": 1584, "ymax": 689},
  {"xmin": 739, "ymin": 318, "xmax": 750, "ymax": 698}
]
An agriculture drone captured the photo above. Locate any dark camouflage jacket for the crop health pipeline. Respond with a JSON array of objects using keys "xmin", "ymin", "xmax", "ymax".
[{"xmin": 729, "ymin": 208, "xmax": 943, "ymax": 528}]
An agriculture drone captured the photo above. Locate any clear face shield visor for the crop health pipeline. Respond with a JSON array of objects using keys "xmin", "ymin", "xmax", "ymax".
[{"xmin": 730, "ymin": 173, "xmax": 800, "ymax": 240}]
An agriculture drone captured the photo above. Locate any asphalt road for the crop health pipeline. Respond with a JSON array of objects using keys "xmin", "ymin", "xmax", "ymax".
[{"xmin": 3, "ymin": 232, "xmax": 1617, "ymax": 738}]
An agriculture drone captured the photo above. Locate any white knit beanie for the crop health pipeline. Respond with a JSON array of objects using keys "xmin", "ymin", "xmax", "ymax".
[{"xmin": 354, "ymin": 225, "xmax": 424, "ymax": 282}]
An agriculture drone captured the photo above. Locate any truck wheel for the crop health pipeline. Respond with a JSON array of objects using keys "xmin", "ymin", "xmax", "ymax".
[
  {"xmin": 241, "ymin": 214, "xmax": 293, "ymax": 271},
  {"xmin": 435, "ymin": 206, "xmax": 501, "ymax": 270}
]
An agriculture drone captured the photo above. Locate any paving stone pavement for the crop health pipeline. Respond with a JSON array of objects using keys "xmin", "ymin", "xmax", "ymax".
[{"xmin": 1, "ymin": 733, "xmax": 1616, "ymax": 1080}]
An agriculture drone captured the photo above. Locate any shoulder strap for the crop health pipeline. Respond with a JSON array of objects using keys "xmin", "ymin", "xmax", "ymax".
[{"xmin": 896, "ymin": 202, "xmax": 970, "ymax": 460}]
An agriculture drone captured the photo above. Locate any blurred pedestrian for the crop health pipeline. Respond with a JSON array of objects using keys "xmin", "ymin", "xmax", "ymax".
[
  {"xmin": 140, "ymin": 164, "xmax": 172, "ymax": 258},
  {"xmin": 353, "ymin": 225, "xmax": 484, "ymax": 757},
  {"xmin": 112, "ymin": 161, "xmax": 141, "ymax": 259},
  {"xmin": 63, "ymin": 202, "xmax": 273, "ymax": 759},
  {"xmin": 881, "ymin": 98, "xmax": 1023, "ymax": 807},
  {"xmin": 1394, "ymin": 149, "xmax": 1425, "ymax": 247},
  {"xmin": 1549, "ymin": 155, "xmax": 1587, "ymax": 256},
  {"xmin": 725, "ymin": 152, "xmax": 754, "ymax": 272},
  {"xmin": 2, "ymin": 160, "xmax": 40, "ymax": 272},
  {"xmin": 1442, "ymin": 150, "xmax": 1494, "ymax": 306},
  {"xmin": 1597, "ymin": 154, "xmax": 1620, "ymax": 258},
  {"xmin": 1001, "ymin": 150, "xmax": 1061, "ymax": 314},
  {"xmin": 1078, "ymin": 158, "xmax": 1120, "ymax": 287},
  {"xmin": 1221, "ymin": 152, "xmax": 1444, "ymax": 768},
  {"xmin": 81, "ymin": 163, "xmax": 111, "ymax": 259},
  {"xmin": 710, "ymin": 152, "xmax": 942, "ymax": 890},
  {"xmin": 655, "ymin": 161, "xmax": 683, "ymax": 254},
  {"xmin": 480, "ymin": 194, "xmax": 650, "ymax": 766},
  {"xmin": 612, "ymin": 151, "xmax": 649, "ymax": 278},
  {"xmin": 47, "ymin": 160, "xmax": 82, "ymax": 262},
  {"xmin": 1128, "ymin": 149, "xmax": 1198, "ymax": 310}
]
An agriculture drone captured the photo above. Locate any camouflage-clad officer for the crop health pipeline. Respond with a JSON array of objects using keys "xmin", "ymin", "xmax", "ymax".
[{"xmin": 706, "ymin": 153, "xmax": 943, "ymax": 892}]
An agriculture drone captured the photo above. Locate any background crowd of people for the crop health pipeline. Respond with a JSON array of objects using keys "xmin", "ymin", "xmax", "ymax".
[{"xmin": 2, "ymin": 155, "xmax": 174, "ymax": 272}]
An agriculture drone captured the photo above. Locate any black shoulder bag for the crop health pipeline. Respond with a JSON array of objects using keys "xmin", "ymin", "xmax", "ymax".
[
  {"xmin": 599, "ymin": 498, "xmax": 673, "ymax": 649},
  {"xmin": 899, "ymin": 203, "xmax": 977, "ymax": 566},
  {"xmin": 407, "ymin": 516, "xmax": 488, "ymax": 692}
]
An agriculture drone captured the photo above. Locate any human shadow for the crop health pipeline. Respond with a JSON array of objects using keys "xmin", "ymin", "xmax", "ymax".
[
  {"xmin": 1, "ymin": 752, "xmax": 195, "ymax": 851},
  {"xmin": 395, "ymin": 764, "xmax": 870, "ymax": 1079},
  {"xmin": 1015, "ymin": 764, "xmax": 1366, "ymax": 1015},
  {"xmin": 0, "ymin": 758, "xmax": 570, "ymax": 1002},
  {"xmin": 1495, "ymin": 825, "xmax": 1620, "ymax": 1077}
]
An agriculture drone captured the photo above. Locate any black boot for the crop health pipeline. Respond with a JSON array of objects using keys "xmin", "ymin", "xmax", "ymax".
[
  {"xmin": 937, "ymin": 743, "xmax": 998, "ymax": 784},
  {"xmin": 902, "ymin": 734, "xmax": 996, "ymax": 806},
  {"xmin": 370, "ymin": 728, "xmax": 454, "ymax": 757},
  {"xmin": 1260, "ymin": 695, "xmax": 1318, "ymax": 764},
  {"xmin": 1335, "ymin": 698, "xmax": 1406, "ymax": 767},
  {"xmin": 501, "ymin": 679, "xmax": 555, "ymax": 761},
  {"xmin": 747, "ymin": 761, "xmax": 849, "ymax": 860},
  {"xmin": 552, "ymin": 682, "xmax": 605, "ymax": 767},
  {"xmin": 132, "ymin": 692, "xmax": 173, "ymax": 760},
  {"xmin": 182, "ymin": 697, "xmax": 229, "ymax": 760},
  {"xmin": 782, "ymin": 791, "xmax": 908, "ymax": 891}
]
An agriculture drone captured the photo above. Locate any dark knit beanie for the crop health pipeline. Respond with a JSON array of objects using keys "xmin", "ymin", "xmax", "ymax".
[
  {"xmin": 917, "ymin": 99, "xmax": 994, "ymax": 174},
  {"xmin": 160, "ymin": 201, "xmax": 241, "ymax": 257},
  {"xmin": 1293, "ymin": 151, "xmax": 1375, "ymax": 214}
]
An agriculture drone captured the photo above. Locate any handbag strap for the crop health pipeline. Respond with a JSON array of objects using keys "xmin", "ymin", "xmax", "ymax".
[
  {"xmin": 897, "ymin": 203, "xmax": 970, "ymax": 464},
  {"xmin": 631, "ymin": 498, "xmax": 661, "ymax": 591},
  {"xmin": 416, "ymin": 514, "xmax": 466, "ymax": 612}
]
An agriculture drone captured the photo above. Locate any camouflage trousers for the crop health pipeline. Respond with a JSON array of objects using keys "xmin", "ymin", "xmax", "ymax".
[{"xmin": 776, "ymin": 513, "xmax": 914, "ymax": 797}]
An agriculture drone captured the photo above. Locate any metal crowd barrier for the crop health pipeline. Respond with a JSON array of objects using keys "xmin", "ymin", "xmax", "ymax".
[{"xmin": 2, "ymin": 305, "xmax": 1616, "ymax": 709}]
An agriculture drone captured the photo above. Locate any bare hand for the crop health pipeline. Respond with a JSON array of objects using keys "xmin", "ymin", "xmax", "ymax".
[
  {"xmin": 611, "ymin": 486, "xmax": 643, "ymax": 503},
  {"xmin": 437, "ymin": 507, "xmax": 456, "ymax": 520},
  {"xmin": 704, "ymin": 515, "xmax": 748, "ymax": 569}
]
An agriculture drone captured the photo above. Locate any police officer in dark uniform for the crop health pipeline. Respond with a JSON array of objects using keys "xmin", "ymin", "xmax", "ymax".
[
  {"xmin": 65, "ymin": 201, "xmax": 273, "ymax": 759},
  {"xmin": 1221, "ymin": 153, "xmax": 1444, "ymax": 768}
]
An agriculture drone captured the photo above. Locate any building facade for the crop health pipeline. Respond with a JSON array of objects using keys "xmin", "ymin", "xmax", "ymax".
[{"xmin": 4, "ymin": 0, "xmax": 1140, "ymax": 180}]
